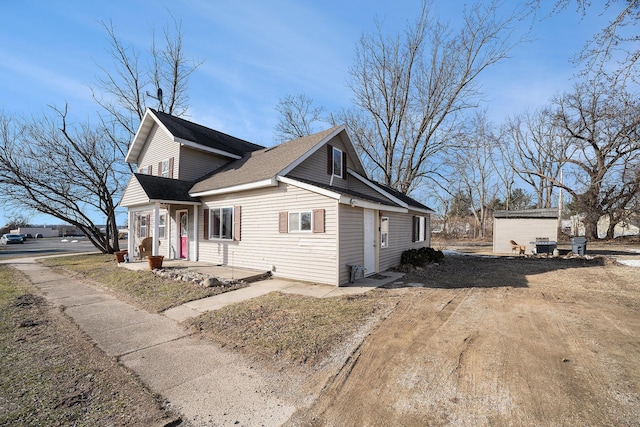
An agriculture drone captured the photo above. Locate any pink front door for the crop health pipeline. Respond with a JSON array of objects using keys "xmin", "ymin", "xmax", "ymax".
[{"xmin": 179, "ymin": 211, "xmax": 188, "ymax": 259}]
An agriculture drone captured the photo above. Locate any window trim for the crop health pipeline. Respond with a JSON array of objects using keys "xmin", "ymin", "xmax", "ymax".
[
  {"xmin": 380, "ymin": 216, "xmax": 389, "ymax": 248},
  {"xmin": 158, "ymin": 214, "xmax": 166, "ymax": 239},
  {"xmin": 208, "ymin": 206, "xmax": 234, "ymax": 240},
  {"xmin": 160, "ymin": 159, "xmax": 170, "ymax": 178},
  {"xmin": 332, "ymin": 147, "xmax": 343, "ymax": 178},
  {"xmin": 288, "ymin": 211, "xmax": 312, "ymax": 233},
  {"xmin": 139, "ymin": 214, "xmax": 147, "ymax": 238}
]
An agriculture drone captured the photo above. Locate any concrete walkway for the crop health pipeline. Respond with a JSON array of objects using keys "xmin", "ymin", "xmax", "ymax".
[{"xmin": 4, "ymin": 256, "xmax": 403, "ymax": 426}]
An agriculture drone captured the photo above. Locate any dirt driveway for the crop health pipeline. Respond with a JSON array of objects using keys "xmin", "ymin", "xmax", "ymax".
[{"xmin": 287, "ymin": 252, "xmax": 640, "ymax": 426}]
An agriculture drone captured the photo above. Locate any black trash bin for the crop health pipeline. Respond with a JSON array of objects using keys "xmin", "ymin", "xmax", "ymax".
[{"xmin": 571, "ymin": 236, "xmax": 587, "ymax": 255}]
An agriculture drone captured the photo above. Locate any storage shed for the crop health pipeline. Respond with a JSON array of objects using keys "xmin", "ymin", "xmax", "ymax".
[{"xmin": 493, "ymin": 208, "xmax": 559, "ymax": 255}]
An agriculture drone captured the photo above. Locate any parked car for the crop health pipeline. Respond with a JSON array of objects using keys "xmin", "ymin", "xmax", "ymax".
[{"xmin": 1, "ymin": 233, "xmax": 24, "ymax": 244}]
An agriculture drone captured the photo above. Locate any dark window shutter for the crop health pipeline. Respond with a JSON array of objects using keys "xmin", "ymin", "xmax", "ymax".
[
  {"xmin": 412, "ymin": 216, "xmax": 417, "ymax": 242},
  {"xmin": 136, "ymin": 216, "xmax": 141, "ymax": 237},
  {"xmin": 203, "ymin": 209, "xmax": 209, "ymax": 240},
  {"xmin": 146, "ymin": 215, "xmax": 151, "ymax": 238},
  {"xmin": 278, "ymin": 211, "xmax": 288, "ymax": 233},
  {"xmin": 148, "ymin": 165, "xmax": 152, "ymax": 175},
  {"xmin": 158, "ymin": 161, "xmax": 162, "ymax": 176},
  {"xmin": 342, "ymin": 152, "xmax": 347, "ymax": 179},
  {"xmin": 233, "ymin": 206, "xmax": 241, "ymax": 241},
  {"xmin": 169, "ymin": 157, "xmax": 174, "ymax": 178},
  {"xmin": 313, "ymin": 209, "xmax": 325, "ymax": 233},
  {"xmin": 327, "ymin": 144, "xmax": 333, "ymax": 175}
]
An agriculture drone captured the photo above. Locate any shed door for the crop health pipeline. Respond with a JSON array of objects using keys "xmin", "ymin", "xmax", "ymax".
[{"xmin": 364, "ymin": 209, "xmax": 376, "ymax": 275}]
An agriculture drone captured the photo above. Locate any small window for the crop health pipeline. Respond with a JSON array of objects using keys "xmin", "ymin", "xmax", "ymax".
[
  {"xmin": 139, "ymin": 165, "xmax": 150, "ymax": 175},
  {"xmin": 209, "ymin": 207, "xmax": 233, "ymax": 240},
  {"xmin": 333, "ymin": 147, "xmax": 343, "ymax": 178},
  {"xmin": 380, "ymin": 217, "xmax": 389, "ymax": 248},
  {"xmin": 288, "ymin": 211, "xmax": 312, "ymax": 232},
  {"xmin": 139, "ymin": 215, "xmax": 147, "ymax": 238},
  {"xmin": 160, "ymin": 159, "xmax": 170, "ymax": 178},
  {"xmin": 158, "ymin": 214, "xmax": 166, "ymax": 238}
]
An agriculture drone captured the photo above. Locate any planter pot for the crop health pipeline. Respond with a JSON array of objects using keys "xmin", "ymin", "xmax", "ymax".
[
  {"xmin": 147, "ymin": 255, "xmax": 164, "ymax": 270},
  {"xmin": 114, "ymin": 250, "xmax": 128, "ymax": 263}
]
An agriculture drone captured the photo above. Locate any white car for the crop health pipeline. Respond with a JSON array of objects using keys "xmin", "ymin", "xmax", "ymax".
[{"xmin": 1, "ymin": 233, "xmax": 24, "ymax": 244}]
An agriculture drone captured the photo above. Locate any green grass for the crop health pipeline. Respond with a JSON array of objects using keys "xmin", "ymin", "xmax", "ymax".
[
  {"xmin": 40, "ymin": 253, "xmax": 245, "ymax": 312},
  {"xmin": 186, "ymin": 291, "xmax": 386, "ymax": 364}
]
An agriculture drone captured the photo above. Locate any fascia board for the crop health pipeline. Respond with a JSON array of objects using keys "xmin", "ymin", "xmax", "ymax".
[
  {"xmin": 190, "ymin": 178, "xmax": 277, "ymax": 197},
  {"xmin": 277, "ymin": 176, "xmax": 342, "ymax": 199},
  {"xmin": 176, "ymin": 137, "xmax": 242, "ymax": 159}
]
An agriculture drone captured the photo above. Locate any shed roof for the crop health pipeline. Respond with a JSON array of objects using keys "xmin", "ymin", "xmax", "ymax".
[{"xmin": 493, "ymin": 208, "xmax": 559, "ymax": 219}]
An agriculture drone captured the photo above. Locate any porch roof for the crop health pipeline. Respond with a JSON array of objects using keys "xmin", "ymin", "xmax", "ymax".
[{"xmin": 135, "ymin": 173, "xmax": 200, "ymax": 204}]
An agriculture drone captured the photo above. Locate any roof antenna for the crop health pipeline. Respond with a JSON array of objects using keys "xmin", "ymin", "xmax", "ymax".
[{"xmin": 146, "ymin": 87, "xmax": 164, "ymax": 111}]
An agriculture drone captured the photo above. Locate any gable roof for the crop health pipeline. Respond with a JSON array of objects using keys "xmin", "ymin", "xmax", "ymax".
[
  {"xmin": 373, "ymin": 181, "xmax": 434, "ymax": 212},
  {"xmin": 190, "ymin": 126, "xmax": 345, "ymax": 196},
  {"xmin": 126, "ymin": 109, "xmax": 264, "ymax": 163}
]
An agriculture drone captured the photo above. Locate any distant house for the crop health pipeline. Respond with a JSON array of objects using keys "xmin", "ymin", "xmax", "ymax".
[
  {"xmin": 119, "ymin": 109, "xmax": 434, "ymax": 286},
  {"xmin": 493, "ymin": 208, "xmax": 559, "ymax": 254}
]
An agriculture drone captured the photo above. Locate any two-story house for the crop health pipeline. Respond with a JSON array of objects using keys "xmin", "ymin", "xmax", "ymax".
[{"xmin": 120, "ymin": 109, "xmax": 433, "ymax": 286}]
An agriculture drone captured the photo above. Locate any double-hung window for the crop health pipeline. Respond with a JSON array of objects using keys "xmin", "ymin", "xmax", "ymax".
[
  {"xmin": 380, "ymin": 216, "xmax": 389, "ymax": 248},
  {"xmin": 160, "ymin": 159, "xmax": 170, "ymax": 178},
  {"xmin": 158, "ymin": 214, "xmax": 166, "ymax": 238},
  {"xmin": 209, "ymin": 207, "xmax": 234, "ymax": 240},
  {"xmin": 288, "ymin": 211, "xmax": 312, "ymax": 232},
  {"xmin": 332, "ymin": 147, "xmax": 343, "ymax": 178},
  {"xmin": 139, "ymin": 215, "xmax": 147, "ymax": 238}
]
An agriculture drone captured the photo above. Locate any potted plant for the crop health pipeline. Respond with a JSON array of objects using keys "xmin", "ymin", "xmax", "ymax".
[
  {"xmin": 147, "ymin": 255, "xmax": 164, "ymax": 270},
  {"xmin": 114, "ymin": 250, "xmax": 128, "ymax": 263}
]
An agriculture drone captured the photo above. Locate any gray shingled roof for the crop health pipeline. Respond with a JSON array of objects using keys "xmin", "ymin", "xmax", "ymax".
[
  {"xmin": 190, "ymin": 126, "xmax": 341, "ymax": 194},
  {"xmin": 373, "ymin": 181, "xmax": 434, "ymax": 212},
  {"xmin": 135, "ymin": 173, "xmax": 199, "ymax": 203},
  {"xmin": 152, "ymin": 109, "xmax": 264, "ymax": 156}
]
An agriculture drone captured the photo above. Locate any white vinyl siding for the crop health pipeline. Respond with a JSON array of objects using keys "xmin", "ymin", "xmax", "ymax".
[
  {"xmin": 136, "ymin": 123, "xmax": 178, "ymax": 177},
  {"xmin": 199, "ymin": 184, "xmax": 339, "ymax": 285},
  {"xmin": 119, "ymin": 176, "xmax": 149, "ymax": 207},
  {"xmin": 338, "ymin": 204, "xmax": 366, "ymax": 285},
  {"xmin": 378, "ymin": 211, "xmax": 430, "ymax": 272}
]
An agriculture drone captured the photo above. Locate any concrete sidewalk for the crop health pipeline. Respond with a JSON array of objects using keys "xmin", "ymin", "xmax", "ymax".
[
  {"xmin": 6, "ymin": 258, "xmax": 297, "ymax": 426},
  {"xmin": 4, "ymin": 257, "xmax": 403, "ymax": 425}
]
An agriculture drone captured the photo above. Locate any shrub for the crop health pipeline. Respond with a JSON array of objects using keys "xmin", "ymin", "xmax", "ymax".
[{"xmin": 400, "ymin": 247, "xmax": 445, "ymax": 267}]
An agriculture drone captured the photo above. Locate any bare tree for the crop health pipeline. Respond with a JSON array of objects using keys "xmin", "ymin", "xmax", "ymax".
[
  {"xmin": 0, "ymin": 107, "xmax": 122, "ymax": 252},
  {"xmin": 530, "ymin": 0, "xmax": 640, "ymax": 86},
  {"xmin": 274, "ymin": 94, "xmax": 326, "ymax": 142},
  {"xmin": 533, "ymin": 80, "xmax": 640, "ymax": 239},
  {"xmin": 92, "ymin": 20, "xmax": 202, "ymax": 164},
  {"xmin": 0, "ymin": 22, "xmax": 201, "ymax": 253},
  {"xmin": 501, "ymin": 108, "xmax": 568, "ymax": 209},
  {"xmin": 339, "ymin": 0, "xmax": 524, "ymax": 194},
  {"xmin": 446, "ymin": 112, "xmax": 500, "ymax": 238}
]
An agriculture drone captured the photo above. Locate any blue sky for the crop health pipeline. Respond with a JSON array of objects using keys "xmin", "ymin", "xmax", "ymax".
[{"xmin": 0, "ymin": 0, "xmax": 614, "ymax": 226}]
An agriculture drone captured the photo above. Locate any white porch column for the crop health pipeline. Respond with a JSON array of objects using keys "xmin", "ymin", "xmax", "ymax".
[
  {"xmin": 127, "ymin": 210, "xmax": 135, "ymax": 256},
  {"xmin": 193, "ymin": 205, "xmax": 199, "ymax": 261},
  {"xmin": 152, "ymin": 203, "xmax": 160, "ymax": 256}
]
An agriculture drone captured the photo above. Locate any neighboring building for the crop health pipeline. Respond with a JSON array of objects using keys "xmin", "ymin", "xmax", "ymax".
[
  {"xmin": 12, "ymin": 227, "xmax": 57, "ymax": 238},
  {"xmin": 493, "ymin": 208, "xmax": 559, "ymax": 254},
  {"xmin": 119, "ymin": 109, "xmax": 434, "ymax": 286}
]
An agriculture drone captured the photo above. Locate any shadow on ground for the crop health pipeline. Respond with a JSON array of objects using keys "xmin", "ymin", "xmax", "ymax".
[{"xmin": 387, "ymin": 254, "xmax": 608, "ymax": 289}]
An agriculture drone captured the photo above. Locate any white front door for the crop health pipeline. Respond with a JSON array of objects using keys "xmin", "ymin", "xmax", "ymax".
[{"xmin": 364, "ymin": 209, "xmax": 376, "ymax": 276}]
